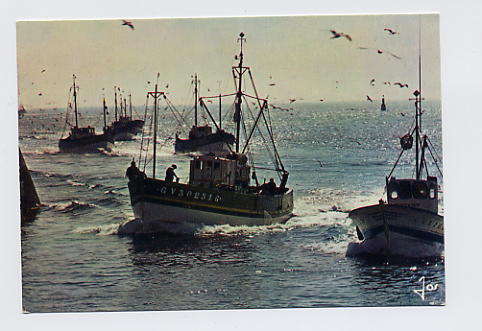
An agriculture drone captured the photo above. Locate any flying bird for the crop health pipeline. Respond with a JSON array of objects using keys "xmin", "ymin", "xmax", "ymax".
[
  {"xmin": 359, "ymin": 47, "xmax": 401, "ymax": 60},
  {"xmin": 289, "ymin": 98, "xmax": 297, "ymax": 104},
  {"xmin": 317, "ymin": 160, "xmax": 323, "ymax": 167},
  {"xmin": 329, "ymin": 30, "xmax": 352, "ymax": 41},
  {"xmin": 400, "ymin": 112, "xmax": 407, "ymax": 117},
  {"xmin": 384, "ymin": 28, "xmax": 399, "ymax": 35},
  {"xmin": 370, "ymin": 79, "xmax": 375, "ymax": 86},
  {"xmin": 384, "ymin": 81, "xmax": 391, "ymax": 86},
  {"xmin": 38, "ymin": 93, "xmax": 42, "ymax": 96},
  {"xmin": 366, "ymin": 95, "xmax": 373, "ymax": 102},
  {"xmin": 319, "ymin": 99, "xmax": 324, "ymax": 102},
  {"xmin": 394, "ymin": 82, "xmax": 409, "ymax": 88},
  {"xmin": 165, "ymin": 83, "xmax": 169, "ymax": 89},
  {"xmin": 122, "ymin": 20, "xmax": 134, "ymax": 30},
  {"xmin": 269, "ymin": 83, "xmax": 276, "ymax": 86},
  {"xmin": 41, "ymin": 69, "xmax": 46, "ymax": 73}
]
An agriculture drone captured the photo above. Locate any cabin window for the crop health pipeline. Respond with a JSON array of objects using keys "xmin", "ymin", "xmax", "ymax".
[
  {"xmin": 214, "ymin": 161, "xmax": 220, "ymax": 170},
  {"xmin": 429, "ymin": 187, "xmax": 436, "ymax": 199},
  {"xmin": 195, "ymin": 160, "xmax": 201, "ymax": 169},
  {"xmin": 206, "ymin": 161, "xmax": 213, "ymax": 168},
  {"xmin": 413, "ymin": 182, "xmax": 429, "ymax": 199},
  {"xmin": 390, "ymin": 190, "xmax": 398, "ymax": 199},
  {"xmin": 398, "ymin": 181, "xmax": 412, "ymax": 199}
]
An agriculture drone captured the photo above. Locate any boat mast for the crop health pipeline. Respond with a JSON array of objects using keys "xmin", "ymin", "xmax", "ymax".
[
  {"xmin": 235, "ymin": 32, "xmax": 246, "ymax": 153},
  {"xmin": 194, "ymin": 73, "xmax": 198, "ymax": 127},
  {"xmin": 147, "ymin": 74, "xmax": 164, "ymax": 179},
  {"xmin": 124, "ymin": 97, "xmax": 127, "ymax": 118},
  {"xmin": 415, "ymin": 23, "xmax": 422, "ymax": 180},
  {"xmin": 103, "ymin": 97, "xmax": 107, "ymax": 130},
  {"xmin": 153, "ymin": 83, "xmax": 158, "ymax": 178},
  {"xmin": 73, "ymin": 75, "xmax": 79, "ymax": 128},
  {"xmin": 114, "ymin": 86, "xmax": 118, "ymax": 121},
  {"xmin": 129, "ymin": 93, "xmax": 132, "ymax": 118}
]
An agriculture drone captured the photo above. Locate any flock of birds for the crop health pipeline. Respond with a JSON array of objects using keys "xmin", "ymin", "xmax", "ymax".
[{"xmin": 30, "ymin": 20, "xmax": 412, "ymax": 119}]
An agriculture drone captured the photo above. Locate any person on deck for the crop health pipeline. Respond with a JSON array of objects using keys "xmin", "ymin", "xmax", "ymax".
[
  {"xmin": 125, "ymin": 161, "xmax": 140, "ymax": 181},
  {"xmin": 165, "ymin": 164, "xmax": 180, "ymax": 183},
  {"xmin": 266, "ymin": 177, "xmax": 277, "ymax": 194}
]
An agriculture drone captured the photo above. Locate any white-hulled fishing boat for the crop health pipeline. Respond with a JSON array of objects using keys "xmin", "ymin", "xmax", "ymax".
[
  {"xmin": 347, "ymin": 49, "xmax": 444, "ymax": 258},
  {"xmin": 122, "ymin": 33, "xmax": 294, "ymax": 234}
]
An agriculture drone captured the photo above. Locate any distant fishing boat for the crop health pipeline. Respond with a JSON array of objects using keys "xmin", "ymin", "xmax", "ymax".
[
  {"xmin": 124, "ymin": 32, "xmax": 294, "ymax": 234},
  {"xmin": 18, "ymin": 104, "xmax": 27, "ymax": 118},
  {"xmin": 174, "ymin": 74, "xmax": 235, "ymax": 154},
  {"xmin": 380, "ymin": 95, "xmax": 387, "ymax": 111},
  {"xmin": 348, "ymin": 53, "xmax": 444, "ymax": 258},
  {"xmin": 109, "ymin": 89, "xmax": 144, "ymax": 141},
  {"xmin": 59, "ymin": 75, "xmax": 114, "ymax": 153}
]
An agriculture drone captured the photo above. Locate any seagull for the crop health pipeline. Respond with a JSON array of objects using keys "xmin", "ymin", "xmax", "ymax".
[
  {"xmin": 394, "ymin": 82, "xmax": 409, "ymax": 88},
  {"xmin": 41, "ymin": 69, "xmax": 46, "ymax": 73},
  {"xmin": 122, "ymin": 20, "xmax": 134, "ymax": 30},
  {"xmin": 359, "ymin": 47, "xmax": 401, "ymax": 60},
  {"xmin": 38, "ymin": 92, "xmax": 42, "ymax": 96},
  {"xmin": 366, "ymin": 95, "xmax": 373, "ymax": 102},
  {"xmin": 165, "ymin": 83, "xmax": 169, "ymax": 89},
  {"xmin": 289, "ymin": 98, "xmax": 297, "ymax": 104},
  {"xmin": 329, "ymin": 30, "xmax": 352, "ymax": 41},
  {"xmin": 319, "ymin": 99, "xmax": 324, "ymax": 102},
  {"xmin": 370, "ymin": 79, "xmax": 375, "ymax": 86},
  {"xmin": 400, "ymin": 112, "xmax": 407, "ymax": 116},
  {"xmin": 384, "ymin": 81, "xmax": 391, "ymax": 86},
  {"xmin": 317, "ymin": 160, "xmax": 323, "ymax": 167},
  {"xmin": 384, "ymin": 28, "xmax": 399, "ymax": 35},
  {"xmin": 269, "ymin": 83, "xmax": 276, "ymax": 86}
]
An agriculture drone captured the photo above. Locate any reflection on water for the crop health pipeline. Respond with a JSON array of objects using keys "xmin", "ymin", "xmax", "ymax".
[{"xmin": 21, "ymin": 102, "xmax": 444, "ymax": 312}]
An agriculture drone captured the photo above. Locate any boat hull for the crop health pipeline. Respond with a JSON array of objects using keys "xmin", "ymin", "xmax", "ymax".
[
  {"xmin": 347, "ymin": 204, "xmax": 444, "ymax": 257},
  {"xmin": 174, "ymin": 132, "xmax": 234, "ymax": 154},
  {"xmin": 124, "ymin": 177, "xmax": 294, "ymax": 234},
  {"xmin": 110, "ymin": 119, "xmax": 144, "ymax": 141},
  {"xmin": 58, "ymin": 134, "xmax": 114, "ymax": 153}
]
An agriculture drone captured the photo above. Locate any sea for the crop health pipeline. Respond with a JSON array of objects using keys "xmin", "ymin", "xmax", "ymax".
[{"xmin": 19, "ymin": 100, "xmax": 445, "ymax": 313}]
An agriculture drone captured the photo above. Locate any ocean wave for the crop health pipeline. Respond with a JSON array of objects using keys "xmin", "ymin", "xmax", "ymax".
[
  {"xmin": 22, "ymin": 148, "xmax": 59, "ymax": 156},
  {"xmin": 66, "ymin": 180, "xmax": 87, "ymax": 187},
  {"xmin": 72, "ymin": 223, "xmax": 121, "ymax": 236},
  {"xmin": 48, "ymin": 200, "xmax": 97, "ymax": 213}
]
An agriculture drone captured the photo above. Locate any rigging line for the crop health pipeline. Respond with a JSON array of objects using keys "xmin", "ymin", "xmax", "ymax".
[
  {"xmin": 426, "ymin": 136, "xmax": 442, "ymax": 162},
  {"xmin": 142, "ymin": 101, "xmax": 155, "ymax": 173},
  {"xmin": 164, "ymin": 96, "xmax": 190, "ymax": 127},
  {"xmin": 260, "ymin": 109, "xmax": 284, "ymax": 171},
  {"xmin": 386, "ymin": 148, "xmax": 406, "ymax": 180},
  {"xmin": 60, "ymin": 87, "xmax": 73, "ymax": 139},
  {"xmin": 242, "ymin": 95, "xmax": 278, "ymax": 169},
  {"xmin": 138, "ymin": 95, "xmax": 150, "ymax": 165},
  {"xmin": 426, "ymin": 144, "xmax": 444, "ymax": 178},
  {"xmin": 201, "ymin": 92, "xmax": 238, "ymax": 99}
]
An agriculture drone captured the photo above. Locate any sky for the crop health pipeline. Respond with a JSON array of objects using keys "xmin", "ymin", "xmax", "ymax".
[{"xmin": 17, "ymin": 14, "xmax": 440, "ymax": 109}]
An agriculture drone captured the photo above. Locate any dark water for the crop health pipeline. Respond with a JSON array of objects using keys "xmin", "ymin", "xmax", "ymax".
[{"xmin": 19, "ymin": 100, "xmax": 445, "ymax": 312}]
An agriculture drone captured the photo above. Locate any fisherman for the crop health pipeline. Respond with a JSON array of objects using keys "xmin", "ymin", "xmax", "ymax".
[
  {"xmin": 165, "ymin": 164, "xmax": 180, "ymax": 183},
  {"xmin": 266, "ymin": 178, "xmax": 277, "ymax": 194},
  {"xmin": 125, "ymin": 160, "xmax": 140, "ymax": 181}
]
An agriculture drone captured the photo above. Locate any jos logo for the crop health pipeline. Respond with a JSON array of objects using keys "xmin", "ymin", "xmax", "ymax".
[{"xmin": 413, "ymin": 276, "xmax": 439, "ymax": 301}]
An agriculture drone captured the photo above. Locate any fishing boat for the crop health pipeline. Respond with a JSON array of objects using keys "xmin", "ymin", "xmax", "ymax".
[
  {"xmin": 59, "ymin": 75, "xmax": 114, "ymax": 153},
  {"xmin": 123, "ymin": 33, "xmax": 294, "ymax": 234},
  {"xmin": 18, "ymin": 104, "xmax": 27, "ymax": 118},
  {"xmin": 174, "ymin": 74, "xmax": 235, "ymax": 154},
  {"xmin": 380, "ymin": 95, "xmax": 387, "ymax": 111},
  {"xmin": 109, "ymin": 89, "xmax": 144, "ymax": 141},
  {"xmin": 347, "ymin": 54, "xmax": 444, "ymax": 258}
]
